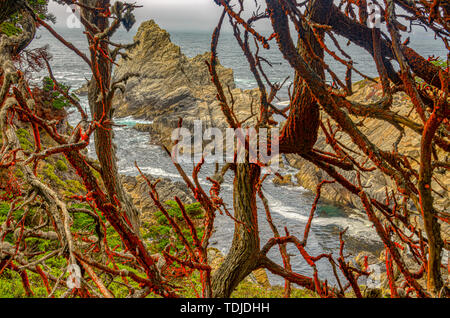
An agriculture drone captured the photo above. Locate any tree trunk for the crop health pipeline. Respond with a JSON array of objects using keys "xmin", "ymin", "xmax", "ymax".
[
  {"xmin": 81, "ymin": 0, "xmax": 141, "ymax": 233},
  {"xmin": 211, "ymin": 0, "xmax": 333, "ymax": 298},
  {"xmin": 279, "ymin": 0, "xmax": 332, "ymax": 154},
  {"xmin": 211, "ymin": 162, "xmax": 261, "ymax": 298},
  {"xmin": 418, "ymin": 111, "xmax": 445, "ymax": 296}
]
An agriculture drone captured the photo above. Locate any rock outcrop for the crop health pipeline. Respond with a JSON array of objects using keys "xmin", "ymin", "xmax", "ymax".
[
  {"xmin": 120, "ymin": 174, "xmax": 194, "ymax": 223},
  {"xmin": 113, "ymin": 20, "xmax": 259, "ymax": 146}
]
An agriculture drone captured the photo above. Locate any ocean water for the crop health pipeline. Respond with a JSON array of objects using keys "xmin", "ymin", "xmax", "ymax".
[
  {"xmin": 26, "ymin": 24, "xmax": 446, "ymax": 286},
  {"xmin": 29, "ymin": 25, "xmax": 447, "ymax": 98},
  {"xmin": 169, "ymin": 28, "xmax": 447, "ymax": 99}
]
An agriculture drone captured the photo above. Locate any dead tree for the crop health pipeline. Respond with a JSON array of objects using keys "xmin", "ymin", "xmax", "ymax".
[
  {"xmin": 129, "ymin": 0, "xmax": 449, "ymax": 298},
  {"xmin": 189, "ymin": 0, "xmax": 449, "ymax": 298},
  {"xmin": 0, "ymin": 1, "xmax": 174, "ymax": 298},
  {"xmin": 1, "ymin": 0, "xmax": 448, "ymax": 299},
  {"xmin": 77, "ymin": 0, "xmax": 141, "ymax": 233}
]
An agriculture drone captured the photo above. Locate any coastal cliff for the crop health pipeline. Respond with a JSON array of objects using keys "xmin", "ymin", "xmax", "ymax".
[{"xmin": 112, "ymin": 20, "xmax": 259, "ymax": 145}]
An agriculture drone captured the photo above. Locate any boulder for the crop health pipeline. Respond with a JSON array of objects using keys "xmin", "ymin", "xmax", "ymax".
[
  {"xmin": 73, "ymin": 84, "xmax": 88, "ymax": 96},
  {"xmin": 272, "ymin": 174, "xmax": 294, "ymax": 186},
  {"xmin": 133, "ymin": 123, "xmax": 152, "ymax": 132}
]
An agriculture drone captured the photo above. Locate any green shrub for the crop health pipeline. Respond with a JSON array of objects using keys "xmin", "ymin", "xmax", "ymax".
[
  {"xmin": 145, "ymin": 201, "xmax": 204, "ymax": 252},
  {"xmin": 155, "ymin": 201, "xmax": 203, "ymax": 225},
  {"xmin": 43, "ymin": 163, "xmax": 66, "ymax": 189},
  {"xmin": 0, "ymin": 22, "xmax": 21, "ymax": 36},
  {"xmin": 42, "ymin": 77, "xmax": 78, "ymax": 110},
  {"xmin": 16, "ymin": 128, "xmax": 33, "ymax": 151},
  {"xmin": 55, "ymin": 159, "xmax": 68, "ymax": 172}
]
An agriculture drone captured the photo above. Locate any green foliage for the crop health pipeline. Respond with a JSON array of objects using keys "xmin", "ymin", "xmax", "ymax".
[
  {"xmin": 55, "ymin": 159, "xmax": 68, "ymax": 172},
  {"xmin": 0, "ymin": 197, "xmax": 318, "ymax": 298},
  {"xmin": 144, "ymin": 201, "xmax": 204, "ymax": 252},
  {"xmin": 16, "ymin": 128, "xmax": 33, "ymax": 151},
  {"xmin": 431, "ymin": 58, "xmax": 448, "ymax": 70},
  {"xmin": 0, "ymin": 267, "xmax": 65, "ymax": 298},
  {"xmin": 177, "ymin": 271, "xmax": 318, "ymax": 298},
  {"xmin": 0, "ymin": 21, "xmax": 21, "ymax": 36},
  {"xmin": 0, "ymin": 202, "xmax": 25, "ymax": 224},
  {"xmin": 66, "ymin": 179, "xmax": 84, "ymax": 193},
  {"xmin": 43, "ymin": 163, "xmax": 66, "ymax": 188},
  {"xmin": 156, "ymin": 201, "xmax": 203, "ymax": 225},
  {"xmin": 14, "ymin": 168, "xmax": 24, "ymax": 179},
  {"xmin": 416, "ymin": 57, "xmax": 448, "ymax": 86},
  {"xmin": 42, "ymin": 161, "xmax": 84, "ymax": 195},
  {"xmin": 231, "ymin": 281, "xmax": 317, "ymax": 298},
  {"xmin": 28, "ymin": 0, "xmax": 53, "ymax": 20},
  {"xmin": 69, "ymin": 203, "xmax": 100, "ymax": 232},
  {"xmin": 106, "ymin": 227, "xmax": 123, "ymax": 248},
  {"xmin": 0, "ymin": 203, "xmax": 26, "ymax": 244},
  {"xmin": 0, "ymin": 270, "xmax": 28, "ymax": 298},
  {"xmin": 25, "ymin": 237, "xmax": 56, "ymax": 253},
  {"xmin": 0, "ymin": 202, "xmax": 10, "ymax": 223},
  {"xmin": 42, "ymin": 77, "xmax": 73, "ymax": 110},
  {"xmin": 0, "ymin": 0, "xmax": 54, "ymax": 37}
]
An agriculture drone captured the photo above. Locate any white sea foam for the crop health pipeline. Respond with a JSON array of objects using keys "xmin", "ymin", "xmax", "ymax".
[
  {"xmin": 263, "ymin": 190, "xmax": 380, "ymax": 242},
  {"xmin": 275, "ymin": 100, "xmax": 290, "ymax": 107},
  {"xmin": 115, "ymin": 116, "xmax": 154, "ymax": 126},
  {"xmin": 119, "ymin": 166, "xmax": 181, "ymax": 179}
]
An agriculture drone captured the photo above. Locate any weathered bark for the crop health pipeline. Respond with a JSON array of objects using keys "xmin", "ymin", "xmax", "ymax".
[
  {"xmin": 80, "ymin": 0, "xmax": 141, "ymax": 233},
  {"xmin": 418, "ymin": 109, "xmax": 445, "ymax": 296},
  {"xmin": 211, "ymin": 162, "xmax": 261, "ymax": 298},
  {"xmin": 279, "ymin": 0, "xmax": 332, "ymax": 154},
  {"xmin": 64, "ymin": 149, "xmax": 165, "ymax": 287},
  {"xmin": 86, "ymin": 81, "xmax": 141, "ymax": 232}
]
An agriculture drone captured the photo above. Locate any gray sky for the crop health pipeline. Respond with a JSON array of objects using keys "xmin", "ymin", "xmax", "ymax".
[{"xmin": 49, "ymin": 0, "xmax": 230, "ymax": 32}]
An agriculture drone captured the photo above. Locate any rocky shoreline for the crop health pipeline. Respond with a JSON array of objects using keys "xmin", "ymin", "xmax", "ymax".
[
  {"xmin": 103, "ymin": 19, "xmax": 448, "ymax": 293},
  {"xmin": 110, "ymin": 19, "xmax": 448, "ymax": 214},
  {"xmin": 120, "ymin": 173, "xmax": 194, "ymax": 222}
]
